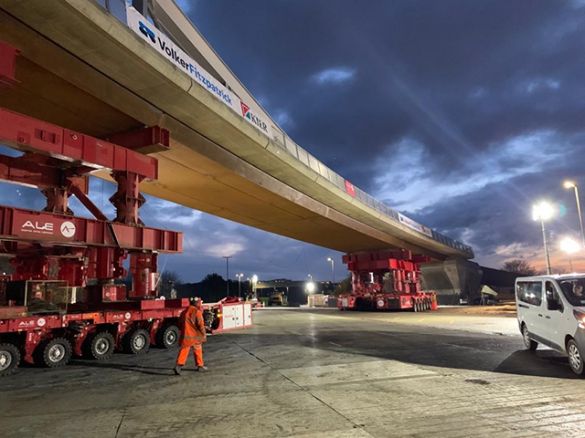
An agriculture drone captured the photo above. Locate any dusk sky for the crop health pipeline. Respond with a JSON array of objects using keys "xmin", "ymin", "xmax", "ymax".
[{"xmin": 2, "ymin": 0, "xmax": 585, "ymax": 282}]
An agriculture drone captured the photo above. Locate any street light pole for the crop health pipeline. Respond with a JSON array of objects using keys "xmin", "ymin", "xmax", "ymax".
[
  {"xmin": 223, "ymin": 256, "xmax": 231, "ymax": 296},
  {"xmin": 236, "ymin": 273, "xmax": 243, "ymax": 298},
  {"xmin": 576, "ymin": 185, "xmax": 585, "ymax": 247},
  {"xmin": 532, "ymin": 201, "xmax": 555, "ymax": 275},
  {"xmin": 540, "ymin": 218, "xmax": 552, "ymax": 275},
  {"xmin": 251, "ymin": 274, "xmax": 258, "ymax": 299},
  {"xmin": 560, "ymin": 236, "xmax": 580, "ymax": 273},
  {"xmin": 564, "ymin": 181, "xmax": 585, "ymax": 248},
  {"xmin": 327, "ymin": 257, "xmax": 335, "ymax": 283}
]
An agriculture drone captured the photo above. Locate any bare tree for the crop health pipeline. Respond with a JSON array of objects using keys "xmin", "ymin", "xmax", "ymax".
[
  {"xmin": 501, "ymin": 259, "xmax": 537, "ymax": 276},
  {"xmin": 334, "ymin": 275, "xmax": 352, "ymax": 295}
]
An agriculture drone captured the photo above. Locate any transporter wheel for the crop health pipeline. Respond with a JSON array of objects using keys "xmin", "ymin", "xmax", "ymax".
[
  {"xmin": 35, "ymin": 337, "xmax": 72, "ymax": 368},
  {"xmin": 521, "ymin": 324, "xmax": 538, "ymax": 351},
  {"xmin": 0, "ymin": 343, "xmax": 21, "ymax": 376},
  {"xmin": 86, "ymin": 332, "xmax": 115, "ymax": 361},
  {"xmin": 123, "ymin": 328, "xmax": 150, "ymax": 355},
  {"xmin": 413, "ymin": 300, "xmax": 419, "ymax": 312},
  {"xmin": 156, "ymin": 325, "xmax": 179, "ymax": 349},
  {"xmin": 567, "ymin": 339, "xmax": 585, "ymax": 376}
]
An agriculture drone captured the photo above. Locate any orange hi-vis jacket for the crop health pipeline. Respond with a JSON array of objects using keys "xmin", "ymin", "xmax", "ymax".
[{"xmin": 179, "ymin": 305, "xmax": 207, "ymax": 347}]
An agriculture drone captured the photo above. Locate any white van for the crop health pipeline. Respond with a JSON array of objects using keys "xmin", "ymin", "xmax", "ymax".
[{"xmin": 516, "ymin": 274, "xmax": 585, "ymax": 375}]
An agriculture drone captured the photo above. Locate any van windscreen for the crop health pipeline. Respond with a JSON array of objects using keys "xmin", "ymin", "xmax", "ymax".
[{"xmin": 559, "ymin": 278, "xmax": 585, "ymax": 307}]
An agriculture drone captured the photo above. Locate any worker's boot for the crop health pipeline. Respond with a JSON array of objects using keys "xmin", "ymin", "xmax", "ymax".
[
  {"xmin": 173, "ymin": 365, "xmax": 182, "ymax": 376},
  {"xmin": 195, "ymin": 365, "xmax": 208, "ymax": 372}
]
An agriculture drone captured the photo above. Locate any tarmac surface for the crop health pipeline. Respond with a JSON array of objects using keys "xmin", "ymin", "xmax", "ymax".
[{"xmin": 2, "ymin": 307, "xmax": 585, "ymax": 437}]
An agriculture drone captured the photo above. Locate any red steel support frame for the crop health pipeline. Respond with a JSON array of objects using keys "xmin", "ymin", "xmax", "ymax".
[
  {"xmin": 0, "ymin": 108, "xmax": 158, "ymax": 179},
  {"xmin": 0, "ymin": 106, "xmax": 181, "ymax": 300},
  {"xmin": 0, "ymin": 205, "xmax": 181, "ymax": 252},
  {"xmin": 0, "ymin": 41, "xmax": 19, "ymax": 87},
  {"xmin": 108, "ymin": 126, "xmax": 170, "ymax": 155}
]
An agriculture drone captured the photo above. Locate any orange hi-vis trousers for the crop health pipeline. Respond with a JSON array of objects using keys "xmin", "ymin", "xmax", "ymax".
[{"xmin": 176, "ymin": 344, "xmax": 204, "ymax": 367}]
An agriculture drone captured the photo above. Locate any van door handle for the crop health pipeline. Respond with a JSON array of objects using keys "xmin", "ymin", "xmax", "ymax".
[
  {"xmin": 545, "ymin": 316, "xmax": 551, "ymax": 319},
  {"xmin": 518, "ymin": 304, "xmax": 529, "ymax": 309},
  {"xmin": 538, "ymin": 314, "xmax": 543, "ymax": 317}
]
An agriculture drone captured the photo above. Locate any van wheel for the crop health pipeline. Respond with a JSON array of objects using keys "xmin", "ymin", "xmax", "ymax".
[
  {"xmin": 522, "ymin": 325, "xmax": 537, "ymax": 351},
  {"xmin": 567, "ymin": 339, "xmax": 585, "ymax": 375}
]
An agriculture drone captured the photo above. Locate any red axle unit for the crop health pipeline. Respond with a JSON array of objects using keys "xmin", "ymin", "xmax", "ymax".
[{"xmin": 338, "ymin": 249, "xmax": 437, "ymax": 312}]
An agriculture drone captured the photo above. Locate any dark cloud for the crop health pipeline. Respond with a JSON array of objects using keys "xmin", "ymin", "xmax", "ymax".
[{"xmin": 413, "ymin": 142, "xmax": 585, "ymax": 268}]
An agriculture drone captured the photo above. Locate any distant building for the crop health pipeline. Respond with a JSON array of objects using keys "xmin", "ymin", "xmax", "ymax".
[{"xmin": 256, "ymin": 279, "xmax": 337, "ymax": 306}]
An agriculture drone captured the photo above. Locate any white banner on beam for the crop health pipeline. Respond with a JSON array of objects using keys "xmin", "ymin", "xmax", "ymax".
[
  {"xmin": 126, "ymin": 7, "xmax": 272, "ymax": 138},
  {"xmin": 398, "ymin": 213, "xmax": 433, "ymax": 237}
]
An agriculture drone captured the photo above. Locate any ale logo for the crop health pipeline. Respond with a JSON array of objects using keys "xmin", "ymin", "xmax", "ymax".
[{"xmin": 60, "ymin": 221, "xmax": 76, "ymax": 238}]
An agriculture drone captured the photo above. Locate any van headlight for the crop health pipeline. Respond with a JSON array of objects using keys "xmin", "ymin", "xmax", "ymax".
[{"xmin": 573, "ymin": 309, "xmax": 585, "ymax": 329}]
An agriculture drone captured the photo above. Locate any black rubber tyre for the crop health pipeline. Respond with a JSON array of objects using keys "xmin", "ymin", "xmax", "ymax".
[
  {"xmin": 35, "ymin": 337, "xmax": 72, "ymax": 368},
  {"xmin": 85, "ymin": 332, "xmax": 116, "ymax": 360},
  {"xmin": 567, "ymin": 338, "xmax": 585, "ymax": 376},
  {"xmin": 156, "ymin": 325, "xmax": 179, "ymax": 349},
  {"xmin": 123, "ymin": 328, "xmax": 150, "ymax": 355},
  {"xmin": 521, "ymin": 324, "xmax": 538, "ymax": 351},
  {"xmin": 0, "ymin": 343, "xmax": 21, "ymax": 376}
]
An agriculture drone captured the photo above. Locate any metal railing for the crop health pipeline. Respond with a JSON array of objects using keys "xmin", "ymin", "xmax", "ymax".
[{"xmin": 269, "ymin": 132, "xmax": 474, "ymax": 257}]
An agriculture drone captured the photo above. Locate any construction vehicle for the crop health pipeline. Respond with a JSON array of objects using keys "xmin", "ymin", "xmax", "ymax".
[
  {"xmin": 338, "ymin": 249, "xmax": 437, "ymax": 312},
  {"xmin": 0, "ymin": 44, "xmax": 252, "ymax": 376},
  {"xmin": 268, "ymin": 291, "xmax": 288, "ymax": 306}
]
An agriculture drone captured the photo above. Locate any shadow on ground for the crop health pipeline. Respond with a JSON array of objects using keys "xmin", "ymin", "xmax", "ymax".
[{"xmin": 223, "ymin": 327, "xmax": 579, "ymax": 380}]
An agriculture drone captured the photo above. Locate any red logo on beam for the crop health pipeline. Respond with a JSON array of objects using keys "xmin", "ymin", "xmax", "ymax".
[{"xmin": 345, "ymin": 180, "xmax": 356, "ymax": 197}]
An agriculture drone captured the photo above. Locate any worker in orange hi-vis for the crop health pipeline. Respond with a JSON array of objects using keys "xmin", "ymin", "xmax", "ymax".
[{"xmin": 174, "ymin": 297, "xmax": 207, "ymax": 376}]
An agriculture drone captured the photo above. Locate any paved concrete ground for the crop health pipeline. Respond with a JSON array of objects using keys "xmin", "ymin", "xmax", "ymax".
[{"xmin": 2, "ymin": 308, "xmax": 585, "ymax": 437}]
